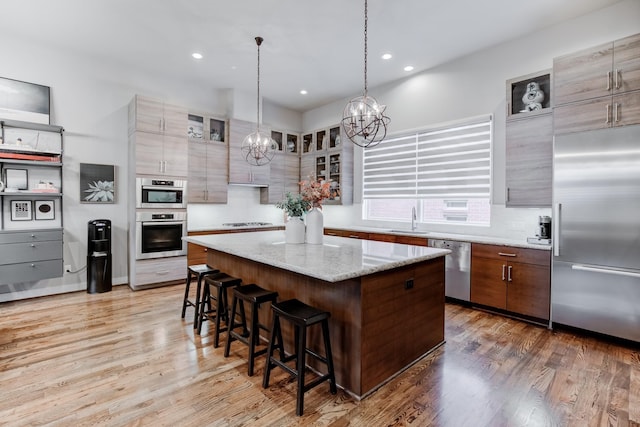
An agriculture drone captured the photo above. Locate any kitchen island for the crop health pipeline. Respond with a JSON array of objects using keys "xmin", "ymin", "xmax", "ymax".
[{"xmin": 185, "ymin": 231, "xmax": 449, "ymax": 398}]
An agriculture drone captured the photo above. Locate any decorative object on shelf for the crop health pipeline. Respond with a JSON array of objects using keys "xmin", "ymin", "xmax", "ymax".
[
  {"xmin": 4, "ymin": 168, "xmax": 28, "ymax": 190},
  {"xmin": 276, "ymin": 192, "xmax": 310, "ymax": 244},
  {"xmin": 34, "ymin": 200, "xmax": 55, "ymax": 220},
  {"xmin": 521, "ymin": 81, "xmax": 545, "ymax": 112},
  {"xmin": 300, "ymin": 175, "xmax": 331, "ymax": 244},
  {"xmin": 80, "ymin": 163, "xmax": 115, "ymax": 203},
  {"xmin": 0, "ymin": 77, "xmax": 50, "ymax": 124},
  {"xmin": 0, "ymin": 179, "xmax": 4, "ymax": 192},
  {"xmin": 341, "ymin": 0, "xmax": 390, "ymax": 148},
  {"xmin": 187, "ymin": 114, "xmax": 204, "ymax": 139},
  {"xmin": 10, "ymin": 200, "xmax": 32, "ymax": 221},
  {"xmin": 241, "ymin": 36, "xmax": 277, "ymax": 166}
]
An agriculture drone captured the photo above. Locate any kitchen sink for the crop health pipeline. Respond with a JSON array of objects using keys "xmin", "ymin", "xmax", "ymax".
[{"xmin": 389, "ymin": 229, "xmax": 430, "ymax": 235}]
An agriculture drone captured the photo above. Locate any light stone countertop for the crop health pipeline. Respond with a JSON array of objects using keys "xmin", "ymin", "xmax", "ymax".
[
  {"xmin": 184, "ymin": 230, "xmax": 450, "ymax": 283},
  {"xmin": 325, "ymin": 226, "xmax": 553, "ymax": 251}
]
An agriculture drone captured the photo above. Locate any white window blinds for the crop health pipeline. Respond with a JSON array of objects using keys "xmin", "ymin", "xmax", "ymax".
[{"xmin": 363, "ymin": 115, "xmax": 492, "ymax": 199}]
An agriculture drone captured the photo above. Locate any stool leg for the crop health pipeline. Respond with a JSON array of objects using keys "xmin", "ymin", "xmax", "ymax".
[
  {"xmin": 322, "ymin": 320, "xmax": 337, "ymax": 394},
  {"xmin": 214, "ymin": 285, "xmax": 225, "ymax": 348},
  {"xmin": 193, "ymin": 275, "xmax": 203, "ymax": 330},
  {"xmin": 197, "ymin": 282, "xmax": 209, "ymax": 335},
  {"xmin": 247, "ymin": 302, "xmax": 259, "ymax": 376},
  {"xmin": 296, "ymin": 324, "xmax": 307, "ymax": 416},
  {"xmin": 262, "ymin": 314, "xmax": 280, "ymax": 389},
  {"xmin": 224, "ymin": 295, "xmax": 239, "ymax": 357},
  {"xmin": 181, "ymin": 272, "xmax": 191, "ymax": 318}
]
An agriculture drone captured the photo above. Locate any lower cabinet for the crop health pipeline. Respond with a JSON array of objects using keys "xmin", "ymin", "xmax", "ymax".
[
  {"xmin": 133, "ymin": 256, "xmax": 186, "ymax": 288},
  {"xmin": 470, "ymin": 243, "xmax": 551, "ymax": 321},
  {"xmin": 0, "ymin": 229, "xmax": 63, "ymax": 285},
  {"xmin": 324, "ymin": 228, "xmax": 428, "ymax": 246}
]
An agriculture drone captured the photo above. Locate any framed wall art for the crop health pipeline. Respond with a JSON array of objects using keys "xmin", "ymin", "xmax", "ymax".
[
  {"xmin": 0, "ymin": 77, "xmax": 50, "ymax": 124},
  {"xmin": 5, "ymin": 168, "xmax": 28, "ymax": 190},
  {"xmin": 10, "ymin": 200, "xmax": 32, "ymax": 221},
  {"xmin": 34, "ymin": 200, "xmax": 55, "ymax": 220},
  {"xmin": 80, "ymin": 163, "xmax": 115, "ymax": 203}
]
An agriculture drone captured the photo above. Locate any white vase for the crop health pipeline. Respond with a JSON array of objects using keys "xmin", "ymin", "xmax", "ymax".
[
  {"xmin": 305, "ymin": 207, "xmax": 324, "ymax": 244},
  {"xmin": 285, "ymin": 216, "xmax": 305, "ymax": 244}
]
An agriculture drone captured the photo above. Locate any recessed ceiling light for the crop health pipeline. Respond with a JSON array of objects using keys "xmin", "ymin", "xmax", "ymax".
[
  {"xmin": 381, "ymin": 53, "xmax": 392, "ymax": 60},
  {"xmin": 300, "ymin": 90, "xmax": 308, "ymax": 95},
  {"xmin": 192, "ymin": 52, "xmax": 203, "ymax": 59},
  {"xmin": 404, "ymin": 65, "xmax": 414, "ymax": 72}
]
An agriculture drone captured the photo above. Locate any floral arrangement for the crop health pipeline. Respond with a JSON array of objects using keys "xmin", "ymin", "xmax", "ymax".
[
  {"xmin": 276, "ymin": 192, "xmax": 311, "ymax": 217},
  {"xmin": 300, "ymin": 175, "xmax": 331, "ymax": 209}
]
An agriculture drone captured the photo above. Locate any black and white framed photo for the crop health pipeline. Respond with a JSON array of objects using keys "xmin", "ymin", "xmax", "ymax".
[
  {"xmin": 188, "ymin": 114, "xmax": 204, "ymax": 139},
  {"xmin": 0, "ymin": 77, "xmax": 50, "ymax": 124},
  {"xmin": 5, "ymin": 168, "xmax": 28, "ymax": 190},
  {"xmin": 34, "ymin": 200, "xmax": 55, "ymax": 220},
  {"xmin": 80, "ymin": 163, "xmax": 115, "ymax": 203},
  {"xmin": 10, "ymin": 200, "xmax": 32, "ymax": 221}
]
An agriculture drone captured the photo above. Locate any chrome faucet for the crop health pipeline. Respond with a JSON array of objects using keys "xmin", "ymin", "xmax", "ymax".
[{"xmin": 411, "ymin": 206, "xmax": 417, "ymax": 231}]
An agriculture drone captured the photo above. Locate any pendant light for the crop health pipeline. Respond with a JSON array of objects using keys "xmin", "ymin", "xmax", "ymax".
[
  {"xmin": 341, "ymin": 0, "xmax": 390, "ymax": 148},
  {"xmin": 241, "ymin": 36, "xmax": 277, "ymax": 166}
]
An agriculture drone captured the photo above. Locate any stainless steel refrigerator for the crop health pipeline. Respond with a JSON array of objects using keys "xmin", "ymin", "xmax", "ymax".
[{"xmin": 552, "ymin": 124, "xmax": 640, "ymax": 342}]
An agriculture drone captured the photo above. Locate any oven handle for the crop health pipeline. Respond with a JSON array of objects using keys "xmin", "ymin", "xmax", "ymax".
[
  {"xmin": 140, "ymin": 221, "xmax": 186, "ymax": 226},
  {"xmin": 141, "ymin": 185, "xmax": 184, "ymax": 191}
]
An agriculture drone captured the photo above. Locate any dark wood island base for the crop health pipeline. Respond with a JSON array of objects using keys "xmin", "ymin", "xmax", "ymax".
[{"xmin": 207, "ymin": 249, "xmax": 445, "ymax": 398}]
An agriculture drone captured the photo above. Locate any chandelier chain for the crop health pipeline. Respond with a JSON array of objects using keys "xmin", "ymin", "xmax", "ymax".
[
  {"xmin": 256, "ymin": 37, "xmax": 261, "ymax": 128},
  {"xmin": 363, "ymin": 0, "xmax": 368, "ymax": 97}
]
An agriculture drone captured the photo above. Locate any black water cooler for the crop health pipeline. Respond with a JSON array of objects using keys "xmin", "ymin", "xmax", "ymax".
[{"xmin": 87, "ymin": 219, "xmax": 112, "ymax": 294}]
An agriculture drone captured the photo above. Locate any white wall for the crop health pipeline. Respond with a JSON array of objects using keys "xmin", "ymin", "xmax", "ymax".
[{"xmin": 303, "ymin": 0, "xmax": 640, "ymax": 239}]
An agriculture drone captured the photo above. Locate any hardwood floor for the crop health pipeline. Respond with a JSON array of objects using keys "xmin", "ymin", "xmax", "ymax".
[{"xmin": 1, "ymin": 284, "xmax": 638, "ymax": 426}]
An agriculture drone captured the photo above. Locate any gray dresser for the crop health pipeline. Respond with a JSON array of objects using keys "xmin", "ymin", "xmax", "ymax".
[{"xmin": 0, "ymin": 229, "xmax": 63, "ymax": 285}]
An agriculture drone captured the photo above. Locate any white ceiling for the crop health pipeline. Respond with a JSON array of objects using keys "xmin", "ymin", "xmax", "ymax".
[{"xmin": 1, "ymin": 0, "xmax": 624, "ymax": 112}]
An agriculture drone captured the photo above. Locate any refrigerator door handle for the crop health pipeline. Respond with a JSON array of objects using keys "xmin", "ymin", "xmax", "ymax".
[
  {"xmin": 553, "ymin": 203, "xmax": 561, "ymax": 257},
  {"xmin": 572, "ymin": 264, "xmax": 640, "ymax": 279}
]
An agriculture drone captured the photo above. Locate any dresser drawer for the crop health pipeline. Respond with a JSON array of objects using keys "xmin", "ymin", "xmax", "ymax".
[
  {"xmin": 0, "ymin": 259, "xmax": 63, "ymax": 285},
  {"xmin": 471, "ymin": 243, "xmax": 550, "ymax": 266},
  {"xmin": 0, "ymin": 229, "xmax": 63, "ymax": 244},
  {"xmin": 0, "ymin": 240, "xmax": 63, "ymax": 265}
]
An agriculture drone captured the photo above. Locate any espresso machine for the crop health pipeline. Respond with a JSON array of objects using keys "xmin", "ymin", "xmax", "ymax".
[{"xmin": 527, "ymin": 215, "xmax": 552, "ymax": 245}]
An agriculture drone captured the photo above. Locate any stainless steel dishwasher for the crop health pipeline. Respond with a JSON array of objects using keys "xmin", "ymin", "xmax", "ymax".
[{"xmin": 428, "ymin": 239, "xmax": 471, "ymax": 301}]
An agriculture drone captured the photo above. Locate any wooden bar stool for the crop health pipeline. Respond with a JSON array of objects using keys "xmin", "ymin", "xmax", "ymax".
[
  {"xmin": 199, "ymin": 273, "xmax": 242, "ymax": 348},
  {"xmin": 224, "ymin": 284, "xmax": 279, "ymax": 376},
  {"xmin": 262, "ymin": 298, "xmax": 337, "ymax": 416},
  {"xmin": 181, "ymin": 264, "xmax": 219, "ymax": 329}
]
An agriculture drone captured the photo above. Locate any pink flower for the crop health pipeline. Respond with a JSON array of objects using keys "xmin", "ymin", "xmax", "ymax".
[{"xmin": 299, "ymin": 175, "xmax": 331, "ymax": 209}]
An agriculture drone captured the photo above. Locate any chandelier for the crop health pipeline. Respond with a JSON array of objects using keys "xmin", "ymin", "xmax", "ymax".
[
  {"xmin": 341, "ymin": 0, "xmax": 390, "ymax": 148},
  {"xmin": 242, "ymin": 36, "xmax": 277, "ymax": 166}
]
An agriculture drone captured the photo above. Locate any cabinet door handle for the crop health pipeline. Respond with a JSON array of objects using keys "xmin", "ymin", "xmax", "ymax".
[
  {"xmin": 498, "ymin": 252, "xmax": 517, "ymax": 257},
  {"xmin": 507, "ymin": 265, "xmax": 513, "ymax": 282},
  {"xmin": 614, "ymin": 103, "xmax": 620, "ymax": 123},
  {"xmin": 31, "ymin": 263, "xmax": 36, "ymax": 268},
  {"xmin": 506, "ymin": 187, "xmax": 510, "ymax": 202},
  {"xmin": 501, "ymin": 264, "xmax": 506, "ymax": 281},
  {"xmin": 607, "ymin": 71, "xmax": 612, "ymax": 91},
  {"xmin": 30, "ymin": 243, "xmax": 36, "ymax": 247},
  {"xmin": 615, "ymin": 69, "xmax": 621, "ymax": 90},
  {"xmin": 606, "ymin": 104, "xmax": 611, "ymax": 124}
]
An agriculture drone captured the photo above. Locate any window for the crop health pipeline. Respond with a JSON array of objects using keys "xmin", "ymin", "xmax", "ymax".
[{"xmin": 363, "ymin": 115, "xmax": 492, "ymax": 225}]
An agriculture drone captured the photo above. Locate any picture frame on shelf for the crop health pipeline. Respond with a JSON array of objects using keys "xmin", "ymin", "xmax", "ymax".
[
  {"xmin": 5, "ymin": 168, "xmax": 28, "ymax": 190},
  {"xmin": 80, "ymin": 163, "xmax": 115, "ymax": 203},
  {"xmin": 10, "ymin": 200, "xmax": 32, "ymax": 221},
  {"xmin": 209, "ymin": 118, "xmax": 225, "ymax": 142},
  {"xmin": 34, "ymin": 200, "xmax": 55, "ymax": 220},
  {"xmin": 0, "ymin": 77, "xmax": 50, "ymax": 124}
]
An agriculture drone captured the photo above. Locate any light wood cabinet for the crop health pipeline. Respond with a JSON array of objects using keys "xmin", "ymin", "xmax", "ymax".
[
  {"xmin": 505, "ymin": 113, "xmax": 553, "ymax": 207},
  {"xmin": 470, "ymin": 243, "xmax": 550, "ymax": 321},
  {"xmin": 130, "ymin": 131, "xmax": 188, "ymax": 177},
  {"xmin": 228, "ymin": 118, "xmax": 270, "ymax": 185},
  {"xmin": 300, "ymin": 124, "xmax": 353, "ymax": 205},
  {"xmin": 505, "ymin": 70, "xmax": 553, "ymax": 207},
  {"xmin": 260, "ymin": 129, "xmax": 300, "ymax": 204},
  {"xmin": 188, "ymin": 139, "xmax": 228, "ymax": 203},
  {"xmin": 553, "ymin": 33, "xmax": 640, "ymax": 134},
  {"xmin": 128, "ymin": 95, "xmax": 187, "ymax": 137}
]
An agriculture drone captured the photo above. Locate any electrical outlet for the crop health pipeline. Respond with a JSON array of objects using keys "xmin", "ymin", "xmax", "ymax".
[
  {"xmin": 405, "ymin": 278, "xmax": 414, "ymax": 290},
  {"xmin": 65, "ymin": 265, "xmax": 71, "ymax": 272}
]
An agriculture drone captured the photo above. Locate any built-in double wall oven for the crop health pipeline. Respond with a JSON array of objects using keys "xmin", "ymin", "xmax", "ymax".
[{"xmin": 135, "ymin": 177, "xmax": 188, "ymax": 260}]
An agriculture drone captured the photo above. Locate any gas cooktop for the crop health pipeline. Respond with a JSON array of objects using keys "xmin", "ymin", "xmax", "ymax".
[{"xmin": 222, "ymin": 222, "xmax": 273, "ymax": 227}]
